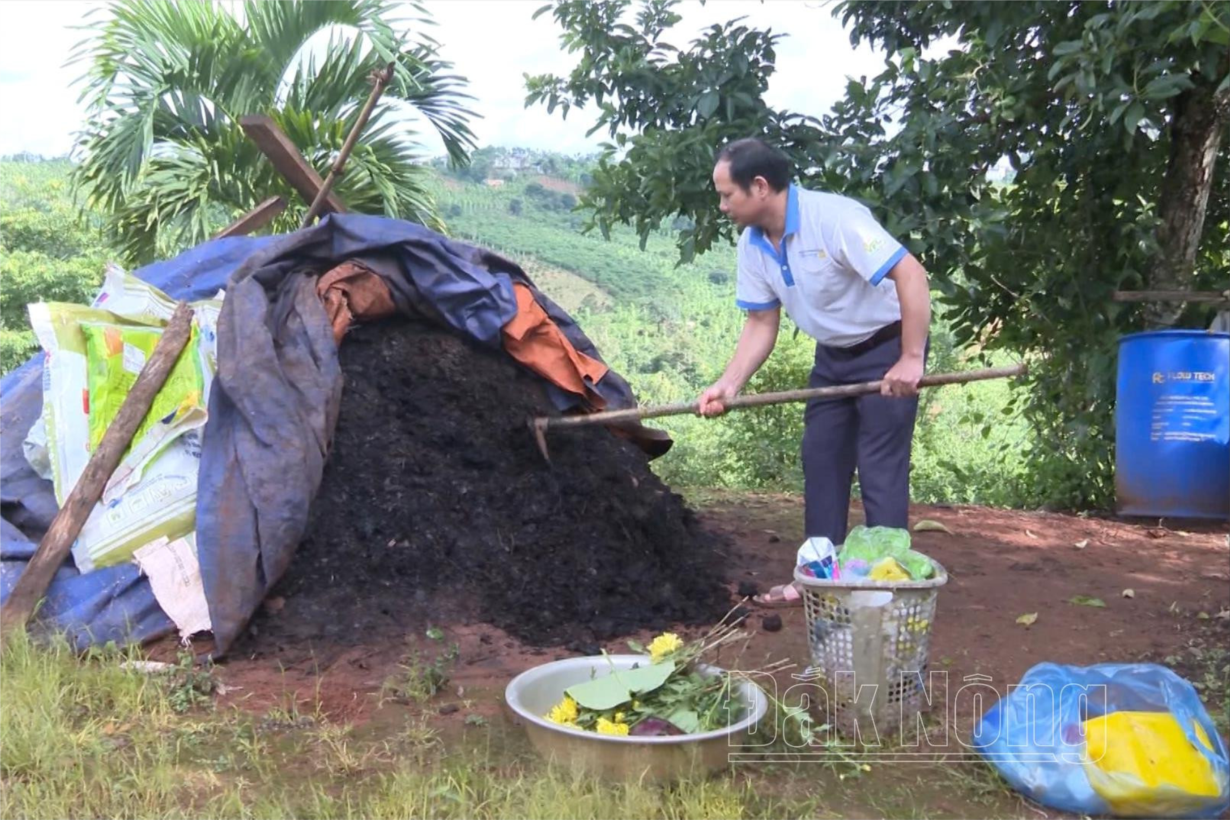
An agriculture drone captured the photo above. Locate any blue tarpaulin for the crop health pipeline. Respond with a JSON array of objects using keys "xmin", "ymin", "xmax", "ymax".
[{"xmin": 0, "ymin": 214, "xmax": 660, "ymax": 653}]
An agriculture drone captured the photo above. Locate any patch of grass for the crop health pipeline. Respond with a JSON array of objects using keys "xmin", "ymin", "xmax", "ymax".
[
  {"xmin": 0, "ymin": 629, "xmax": 819, "ymax": 819},
  {"xmin": 0, "ymin": 631, "xmax": 203, "ymax": 818},
  {"xmin": 309, "ymin": 721, "xmax": 391, "ymax": 776},
  {"xmin": 348, "ymin": 759, "xmax": 815, "ymax": 820},
  {"xmin": 165, "ymin": 650, "xmax": 221, "ymax": 713},
  {"xmin": 396, "ymin": 715, "xmax": 443, "ymax": 762},
  {"xmin": 5, "ymin": 631, "xmax": 1050, "ymax": 819},
  {"xmin": 259, "ymin": 687, "xmax": 322, "ymax": 732},
  {"xmin": 381, "ymin": 642, "xmax": 461, "ymax": 705},
  {"xmin": 202, "ymin": 721, "xmax": 279, "ymax": 780},
  {"xmin": 1195, "ymin": 646, "xmax": 1230, "ymax": 734}
]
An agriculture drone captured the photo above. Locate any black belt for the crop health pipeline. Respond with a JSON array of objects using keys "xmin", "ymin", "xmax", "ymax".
[{"xmin": 835, "ymin": 321, "xmax": 902, "ymax": 356}]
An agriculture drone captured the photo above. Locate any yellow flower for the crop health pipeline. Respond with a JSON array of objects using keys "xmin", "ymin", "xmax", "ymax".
[
  {"xmin": 546, "ymin": 695, "xmax": 579, "ymax": 726},
  {"xmin": 596, "ymin": 717, "xmax": 630, "ymax": 736},
  {"xmin": 614, "ymin": 711, "xmax": 625, "ymax": 723},
  {"xmin": 648, "ymin": 632, "xmax": 684, "ymax": 662}
]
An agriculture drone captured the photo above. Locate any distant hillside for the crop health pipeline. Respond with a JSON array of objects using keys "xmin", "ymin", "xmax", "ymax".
[{"xmin": 424, "ymin": 170, "xmax": 739, "ymax": 318}]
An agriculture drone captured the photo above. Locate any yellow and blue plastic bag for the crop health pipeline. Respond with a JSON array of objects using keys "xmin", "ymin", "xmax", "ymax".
[
  {"xmin": 1084, "ymin": 710, "xmax": 1224, "ymax": 816},
  {"xmin": 974, "ymin": 662, "xmax": 1229, "ymax": 818}
]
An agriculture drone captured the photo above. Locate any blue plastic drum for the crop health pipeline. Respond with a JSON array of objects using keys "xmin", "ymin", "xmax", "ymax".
[{"xmin": 1115, "ymin": 330, "xmax": 1230, "ymax": 519}]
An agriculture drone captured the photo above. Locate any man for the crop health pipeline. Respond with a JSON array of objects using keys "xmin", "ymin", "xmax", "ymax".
[{"xmin": 698, "ymin": 138, "xmax": 931, "ymax": 608}]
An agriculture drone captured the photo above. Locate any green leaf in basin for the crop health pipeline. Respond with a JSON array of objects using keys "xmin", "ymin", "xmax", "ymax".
[
  {"xmin": 566, "ymin": 661, "xmax": 676, "ymax": 711},
  {"xmin": 666, "ymin": 708, "xmax": 701, "ymax": 734}
]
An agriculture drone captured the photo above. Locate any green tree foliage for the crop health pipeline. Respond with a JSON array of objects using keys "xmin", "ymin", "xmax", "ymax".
[
  {"xmin": 527, "ymin": 0, "xmax": 1230, "ymax": 509},
  {"xmin": 0, "ymin": 161, "xmax": 112, "ymax": 371},
  {"xmin": 73, "ymin": 0, "xmax": 477, "ymax": 264}
]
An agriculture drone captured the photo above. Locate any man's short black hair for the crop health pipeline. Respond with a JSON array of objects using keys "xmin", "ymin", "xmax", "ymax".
[{"xmin": 714, "ymin": 138, "xmax": 792, "ymax": 192}]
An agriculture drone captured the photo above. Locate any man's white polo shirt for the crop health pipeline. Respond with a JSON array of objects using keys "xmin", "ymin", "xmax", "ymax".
[{"xmin": 734, "ymin": 185, "xmax": 907, "ymax": 348}]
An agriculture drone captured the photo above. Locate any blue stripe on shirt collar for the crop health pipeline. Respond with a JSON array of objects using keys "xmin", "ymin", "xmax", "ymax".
[
  {"xmin": 748, "ymin": 183, "xmax": 799, "ymax": 259},
  {"xmin": 785, "ymin": 183, "xmax": 800, "ymax": 237}
]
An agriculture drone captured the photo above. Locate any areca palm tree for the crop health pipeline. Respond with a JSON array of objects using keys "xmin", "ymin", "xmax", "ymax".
[{"xmin": 72, "ymin": 0, "xmax": 476, "ymax": 264}]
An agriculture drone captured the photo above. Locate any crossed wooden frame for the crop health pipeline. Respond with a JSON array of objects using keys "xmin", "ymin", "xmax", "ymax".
[{"xmin": 215, "ymin": 62, "xmax": 394, "ymax": 239}]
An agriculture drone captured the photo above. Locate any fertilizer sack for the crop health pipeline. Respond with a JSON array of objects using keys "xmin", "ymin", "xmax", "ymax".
[
  {"xmin": 81, "ymin": 321, "xmax": 207, "ymax": 497},
  {"xmin": 26, "ymin": 266, "xmax": 223, "ymax": 572}
]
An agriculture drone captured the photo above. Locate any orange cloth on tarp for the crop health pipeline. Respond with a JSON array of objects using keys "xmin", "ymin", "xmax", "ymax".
[
  {"xmin": 316, "ymin": 261, "xmax": 397, "ymax": 344},
  {"xmin": 316, "ymin": 263, "xmax": 609, "ymax": 410},
  {"xmin": 502, "ymin": 281, "xmax": 608, "ymax": 409}
]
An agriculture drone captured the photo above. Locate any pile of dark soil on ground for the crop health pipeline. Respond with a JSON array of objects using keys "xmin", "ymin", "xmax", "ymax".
[{"xmin": 247, "ymin": 318, "xmax": 730, "ymax": 649}]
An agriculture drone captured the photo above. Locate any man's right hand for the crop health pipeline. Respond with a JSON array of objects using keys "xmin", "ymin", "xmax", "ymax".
[{"xmin": 697, "ymin": 380, "xmax": 739, "ymax": 417}]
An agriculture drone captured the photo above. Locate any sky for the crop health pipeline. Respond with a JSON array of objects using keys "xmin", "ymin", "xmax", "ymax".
[{"xmin": 0, "ymin": 0, "xmax": 887, "ymax": 159}]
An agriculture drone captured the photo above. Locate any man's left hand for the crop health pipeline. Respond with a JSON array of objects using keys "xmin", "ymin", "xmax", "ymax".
[{"xmin": 881, "ymin": 354, "xmax": 924, "ymax": 397}]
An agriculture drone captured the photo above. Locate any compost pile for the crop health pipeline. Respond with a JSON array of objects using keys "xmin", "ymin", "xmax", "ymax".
[{"xmin": 253, "ymin": 318, "xmax": 730, "ymax": 648}]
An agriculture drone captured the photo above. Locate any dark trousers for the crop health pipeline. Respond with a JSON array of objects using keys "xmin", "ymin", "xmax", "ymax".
[{"xmin": 802, "ymin": 326, "xmax": 925, "ymax": 544}]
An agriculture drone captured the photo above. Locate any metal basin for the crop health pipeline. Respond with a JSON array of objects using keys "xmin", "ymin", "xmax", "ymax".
[{"xmin": 505, "ymin": 654, "xmax": 769, "ymax": 781}]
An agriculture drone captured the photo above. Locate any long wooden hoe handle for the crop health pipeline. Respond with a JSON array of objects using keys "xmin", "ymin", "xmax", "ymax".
[
  {"xmin": 539, "ymin": 363, "xmax": 1027, "ymax": 429},
  {"xmin": 529, "ymin": 363, "xmax": 1027, "ymax": 462}
]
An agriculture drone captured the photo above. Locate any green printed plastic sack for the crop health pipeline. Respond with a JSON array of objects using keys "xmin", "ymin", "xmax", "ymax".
[
  {"xmin": 81, "ymin": 321, "xmax": 207, "ymax": 496},
  {"xmin": 840, "ymin": 525, "xmax": 935, "ymax": 580},
  {"xmin": 91, "ymin": 264, "xmax": 225, "ymax": 376},
  {"xmin": 26, "ymin": 266, "xmax": 224, "ymax": 572},
  {"xmin": 28, "ymin": 302, "xmax": 161, "ymax": 502}
]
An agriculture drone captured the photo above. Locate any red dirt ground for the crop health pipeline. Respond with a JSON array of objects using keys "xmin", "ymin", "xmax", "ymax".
[
  {"xmin": 200, "ymin": 492, "xmax": 1229, "ymax": 737},
  {"xmin": 178, "ymin": 491, "xmax": 1225, "ymax": 816}
]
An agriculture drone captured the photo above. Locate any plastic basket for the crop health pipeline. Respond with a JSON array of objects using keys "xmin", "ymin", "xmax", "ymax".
[{"xmin": 793, "ymin": 560, "xmax": 948, "ymax": 736}]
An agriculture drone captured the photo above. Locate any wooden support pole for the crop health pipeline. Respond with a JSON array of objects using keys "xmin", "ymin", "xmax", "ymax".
[
  {"xmin": 214, "ymin": 196, "xmax": 288, "ymax": 239},
  {"xmin": 300, "ymin": 63, "xmax": 395, "ymax": 228},
  {"xmin": 0, "ymin": 303, "xmax": 195, "ymax": 642},
  {"xmin": 239, "ymin": 115, "xmax": 349, "ymax": 216}
]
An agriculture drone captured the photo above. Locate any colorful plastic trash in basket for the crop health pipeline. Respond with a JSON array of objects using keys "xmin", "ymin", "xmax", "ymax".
[
  {"xmin": 974, "ymin": 662, "xmax": 1230, "ymax": 818},
  {"xmin": 793, "ymin": 557, "xmax": 948, "ymax": 736}
]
